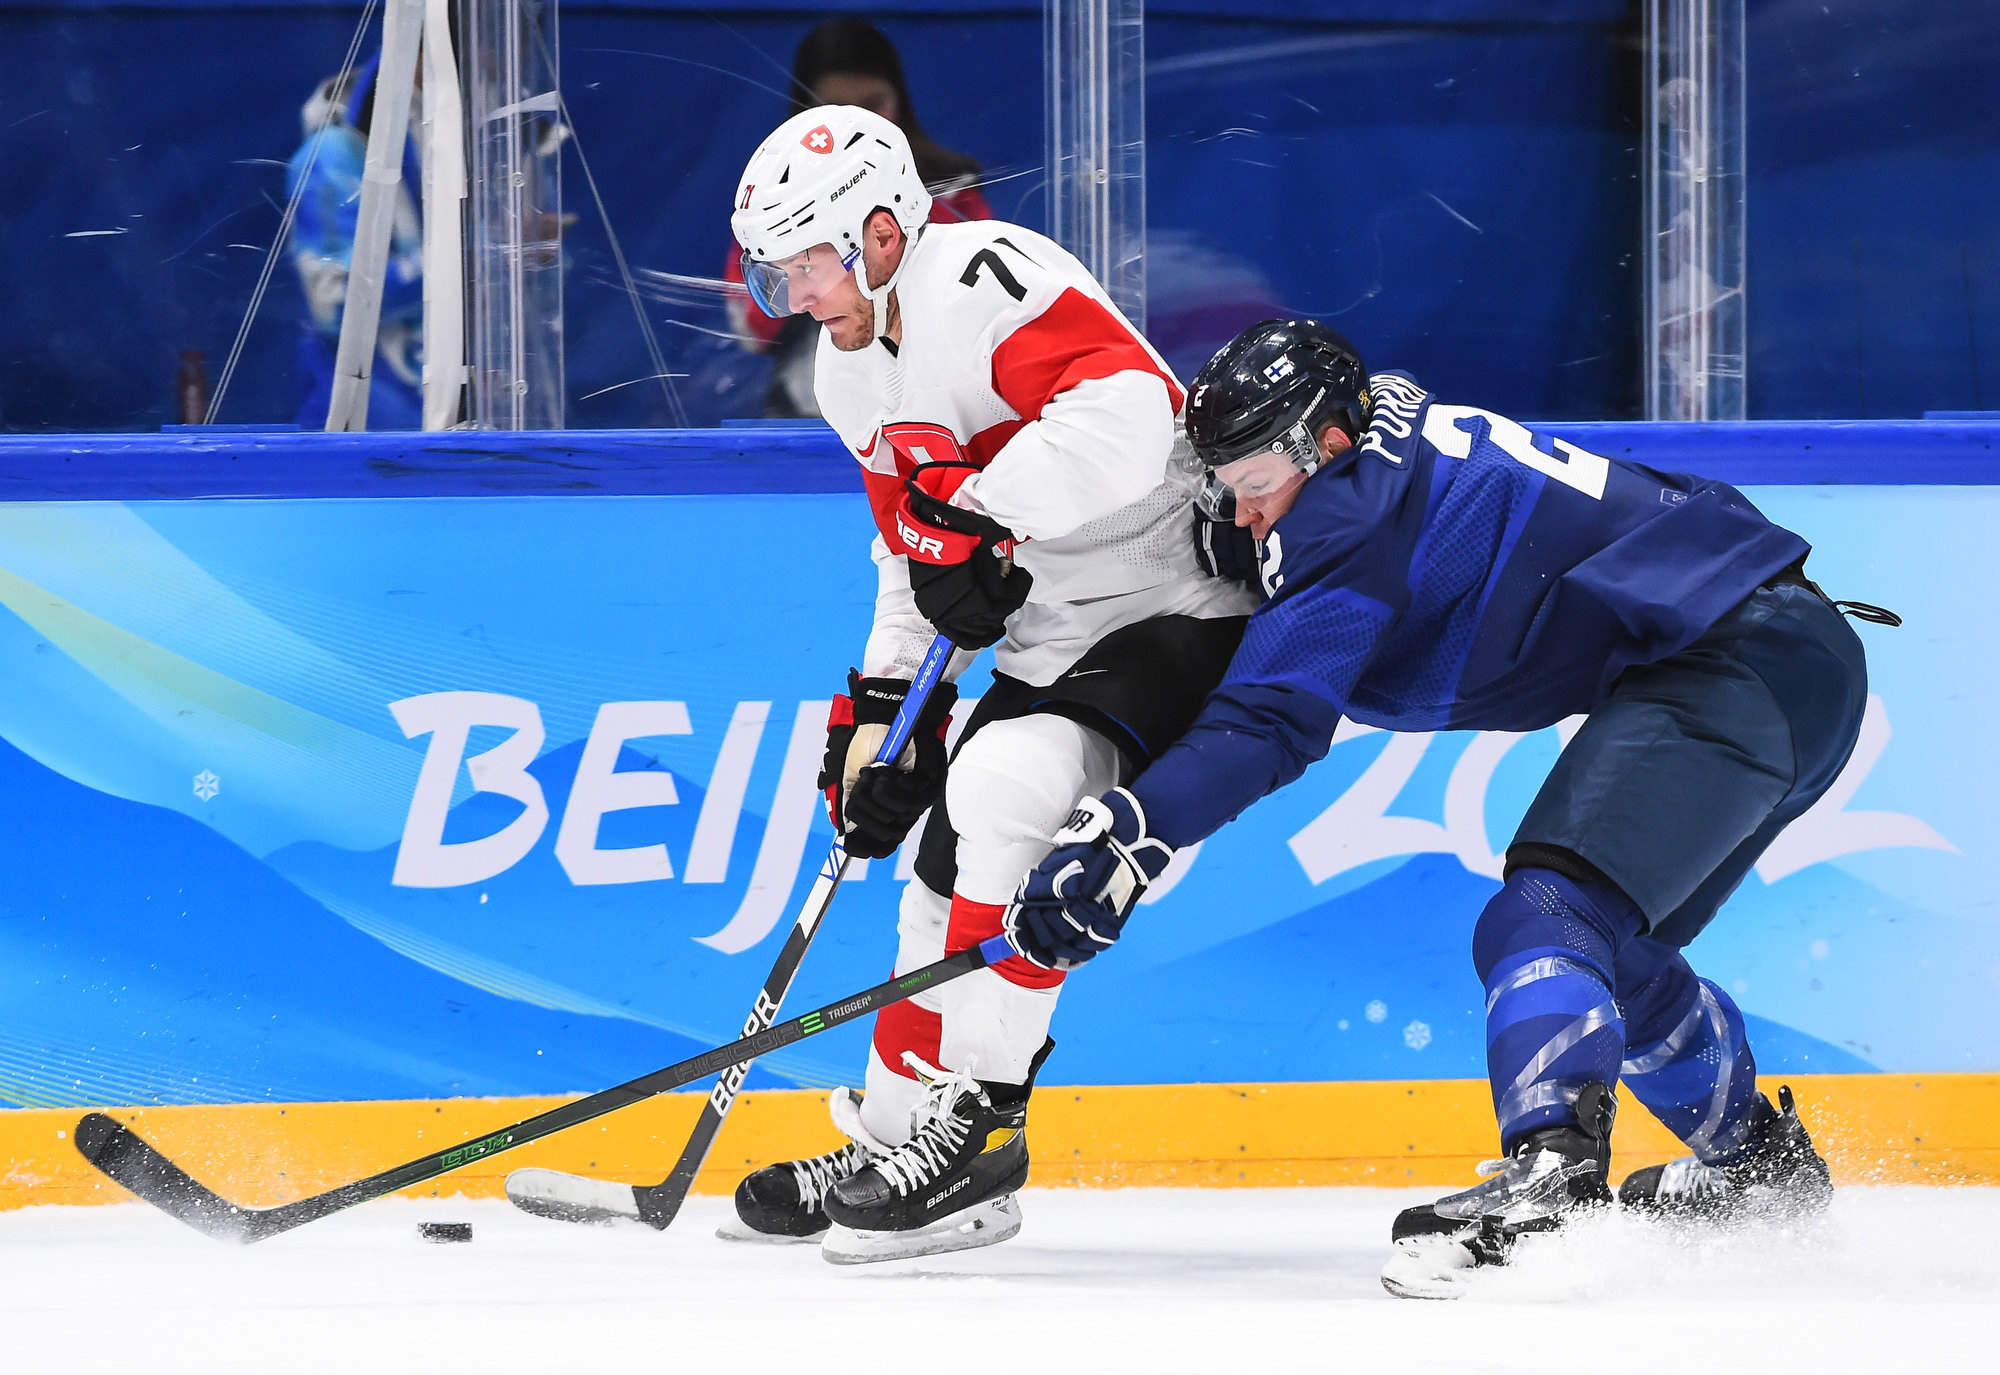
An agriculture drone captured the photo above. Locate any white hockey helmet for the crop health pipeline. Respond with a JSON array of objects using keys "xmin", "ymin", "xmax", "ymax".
[{"xmin": 731, "ymin": 104, "xmax": 933, "ymax": 317}]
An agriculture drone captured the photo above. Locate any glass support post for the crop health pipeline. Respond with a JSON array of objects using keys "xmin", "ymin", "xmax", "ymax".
[
  {"xmin": 458, "ymin": 0, "xmax": 564, "ymax": 430},
  {"xmin": 325, "ymin": 0, "xmax": 423, "ymax": 432},
  {"xmin": 1045, "ymin": 0, "xmax": 1146, "ymax": 330},
  {"xmin": 1644, "ymin": 0, "xmax": 1746, "ymax": 420}
]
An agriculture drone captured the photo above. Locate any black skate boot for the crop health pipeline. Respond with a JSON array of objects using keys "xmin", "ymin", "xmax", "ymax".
[
  {"xmin": 718, "ymin": 1087, "xmax": 882, "ymax": 1243},
  {"xmin": 1618, "ymin": 1085, "xmax": 1832, "ymax": 1223},
  {"xmin": 820, "ymin": 1039, "xmax": 1053, "ymax": 1265},
  {"xmin": 1381, "ymin": 1082, "xmax": 1617, "ymax": 1300}
]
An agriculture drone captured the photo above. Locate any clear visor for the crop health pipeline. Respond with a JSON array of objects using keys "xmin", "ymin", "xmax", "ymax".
[
  {"xmin": 1193, "ymin": 420, "xmax": 1321, "ymax": 521},
  {"xmin": 739, "ymin": 242, "xmax": 859, "ymax": 319}
]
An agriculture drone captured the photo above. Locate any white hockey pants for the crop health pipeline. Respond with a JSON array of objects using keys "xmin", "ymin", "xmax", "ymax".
[{"xmin": 857, "ymin": 712, "xmax": 1123, "ymax": 1148}]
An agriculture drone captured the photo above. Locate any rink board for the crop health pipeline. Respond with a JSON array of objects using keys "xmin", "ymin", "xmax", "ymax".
[
  {"xmin": 2, "ymin": 1074, "xmax": 1995, "ymax": 1213},
  {"xmin": 0, "ymin": 421, "xmax": 1997, "ymax": 1187}
]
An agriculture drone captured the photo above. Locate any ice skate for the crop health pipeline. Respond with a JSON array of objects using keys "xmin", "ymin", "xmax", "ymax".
[
  {"xmin": 718, "ymin": 1087, "xmax": 883, "ymax": 1243},
  {"xmin": 1381, "ymin": 1083, "xmax": 1615, "ymax": 1300},
  {"xmin": 819, "ymin": 1045, "xmax": 1048, "ymax": 1264},
  {"xmin": 1618, "ymin": 1085, "xmax": 1832, "ymax": 1223}
]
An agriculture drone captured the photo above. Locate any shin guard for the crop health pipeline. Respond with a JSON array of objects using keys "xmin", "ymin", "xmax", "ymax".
[{"xmin": 1475, "ymin": 868, "xmax": 1636, "ymax": 1151}]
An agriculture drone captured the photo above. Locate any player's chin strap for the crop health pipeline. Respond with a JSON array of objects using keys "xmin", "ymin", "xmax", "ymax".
[{"xmin": 858, "ymin": 218, "xmax": 925, "ymax": 313}]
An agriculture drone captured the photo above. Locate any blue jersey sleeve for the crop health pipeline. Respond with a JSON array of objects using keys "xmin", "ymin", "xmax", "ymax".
[{"xmin": 1126, "ymin": 679, "xmax": 1344, "ymax": 850}]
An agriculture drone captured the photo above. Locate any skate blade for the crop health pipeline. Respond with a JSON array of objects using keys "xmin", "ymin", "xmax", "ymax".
[
  {"xmin": 714, "ymin": 1214, "xmax": 827, "ymax": 1245},
  {"xmin": 819, "ymin": 1193, "xmax": 1023, "ymax": 1266},
  {"xmin": 504, "ymin": 1168, "xmax": 640, "ymax": 1226},
  {"xmin": 1379, "ymin": 1236, "xmax": 1480, "ymax": 1300}
]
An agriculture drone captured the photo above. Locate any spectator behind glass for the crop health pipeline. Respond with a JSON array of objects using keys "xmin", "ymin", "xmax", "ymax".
[
  {"xmin": 725, "ymin": 17, "xmax": 994, "ymax": 418},
  {"xmin": 287, "ymin": 58, "xmax": 425, "ymax": 430}
]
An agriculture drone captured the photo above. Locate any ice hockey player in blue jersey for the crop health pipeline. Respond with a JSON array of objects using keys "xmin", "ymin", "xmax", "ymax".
[{"xmin": 1005, "ymin": 319, "xmax": 1900, "ymax": 1297}]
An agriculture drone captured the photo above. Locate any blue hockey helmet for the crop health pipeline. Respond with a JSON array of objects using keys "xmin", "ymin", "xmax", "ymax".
[{"xmin": 1184, "ymin": 320, "xmax": 1369, "ymax": 519}]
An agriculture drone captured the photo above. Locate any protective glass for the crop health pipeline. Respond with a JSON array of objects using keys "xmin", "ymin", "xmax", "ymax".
[
  {"xmin": 1192, "ymin": 420, "xmax": 1320, "ymax": 521},
  {"xmin": 739, "ymin": 243, "xmax": 859, "ymax": 319}
]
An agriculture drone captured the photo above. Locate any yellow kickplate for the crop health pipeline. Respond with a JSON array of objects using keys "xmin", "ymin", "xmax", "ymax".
[{"xmin": 3, "ymin": 1073, "xmax": 1994, "ymax": 1212}]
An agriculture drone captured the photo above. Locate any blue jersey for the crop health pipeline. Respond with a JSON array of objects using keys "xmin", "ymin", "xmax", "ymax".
[{"xmin": 1131, "ymin": 372, "xmax": 1808, "ymax": 848}]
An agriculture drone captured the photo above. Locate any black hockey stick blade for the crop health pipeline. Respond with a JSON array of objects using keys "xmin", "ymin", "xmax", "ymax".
[
  {"xmin": 74, "ymin": 933, "xmax": 1011, "ymax": 1244},
  {"xmin": 506, "ymin": 850, "xmax": 844, "ymax": 1230},
  {"xmin": 74, "ymin": 1111, "xmax": 264, "ymax": 1242},
  {"xmin": 508, "ymin": 634, "xmax": 956, "ymax": 1232}
]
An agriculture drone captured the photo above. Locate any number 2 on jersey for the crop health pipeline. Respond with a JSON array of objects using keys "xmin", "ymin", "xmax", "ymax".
[{"xmin": 1421, "ymin": 404, "xmax": 1609, "ymax": 499}]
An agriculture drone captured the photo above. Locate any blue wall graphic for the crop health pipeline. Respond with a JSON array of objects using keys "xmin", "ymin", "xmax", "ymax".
[{"xmin": 0, "ymin": 478, "xmax": 1992, "ymax": 1108}]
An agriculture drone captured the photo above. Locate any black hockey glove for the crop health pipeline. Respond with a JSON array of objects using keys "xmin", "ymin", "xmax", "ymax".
[
  {"xmin": 819, "ymin": 671, "xmax": 959, "ymax": 860},
  {"xmin": 1192, "ymin": 515, "xmax": 1263, "ymax": 596},
  {"xmin": 896, "ymin": 462, "xmax": 1034, "ymax": 650},
  {"xmin": 1004, "ymin": 787, "xmax": 1174, "ymax": 969}
]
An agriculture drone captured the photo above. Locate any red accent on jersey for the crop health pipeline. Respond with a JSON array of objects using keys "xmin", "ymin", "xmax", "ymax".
[
  {"xmin": 991, "ymin": 287, "xmax": 1185, "ymax": 422},
  {"xmin": 947, "ymin": 895, "xmax": 1065, "ymax": 990},
  {"xmin": 862, "ymin": 419, "xmax": 1025, "ymax": 549},
  {"xmin": 965, "ymin": 418, "xmax": 1026, "ymax": 468},
  {"xmin": 871, "ymin": 998, "xmax": 943, "ymax": 1082},
  {"xmin": 881, "ymin": 422, "xmax": 967, "ymax": 471},
  {"xmin": 861, "ymin": 466, "xmax": 904, "ymax": 547},
  {"xmin": 866, "ymin": 423, "xmax": 965, "ymax": 549}
]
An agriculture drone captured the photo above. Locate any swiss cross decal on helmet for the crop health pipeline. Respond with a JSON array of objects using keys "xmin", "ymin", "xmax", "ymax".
[{"xmin": 731, "ymin": 105, "xmax": 934, "ymax": 319}]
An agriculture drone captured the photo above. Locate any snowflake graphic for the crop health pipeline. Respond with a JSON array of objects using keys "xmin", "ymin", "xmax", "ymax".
[
  {"xmin": 192, "ymin": 770, "xmax": 220, "ymax": 801},
  {"xmin": 1364, "ymin": 999, "xmax": 1388, "ymax": 1024},
  {"xmin": 1403, "ymin": 1020, "xmax": 1432, "ymax": 1051}
]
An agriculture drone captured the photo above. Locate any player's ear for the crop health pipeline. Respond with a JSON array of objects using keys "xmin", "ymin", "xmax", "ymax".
[
  {"xmin": 1317, "ymin": 424, "xmax": 1353, "ymax": 462},
  {"xmin": 866, "ymin": 209, "xmax": 905, "ymax": 253}
]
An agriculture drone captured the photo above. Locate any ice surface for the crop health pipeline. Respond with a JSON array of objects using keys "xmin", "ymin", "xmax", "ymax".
[{"xmin": 0, "ymin": 1187, "xmax": 1991, "ymax": 1373}]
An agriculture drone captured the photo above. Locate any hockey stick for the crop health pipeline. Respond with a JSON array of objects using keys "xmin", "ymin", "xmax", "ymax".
[
  {"xmin": 505, "ymin": 634, "xmax": 957, "ymax": 1228},
  {"xmin": 72, "ymin": 932, "xmax": 1015, "ymax": 1244}
]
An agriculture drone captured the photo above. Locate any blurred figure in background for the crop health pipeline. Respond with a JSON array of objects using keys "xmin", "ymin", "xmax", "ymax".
[
  {"xmin": 286, "ymin": 59, "xmax": 425, "ymax": 430},
  {"xmin": 725, "ymin": 17, "xmax": 994, "ymax": 418}
]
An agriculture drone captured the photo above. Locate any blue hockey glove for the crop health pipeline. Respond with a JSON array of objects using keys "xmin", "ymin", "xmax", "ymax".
[
  {"xmin": 1004, "ymin": 787, "xmax": 1174, "ymax": 969},
  {"xmin": 1192, "ymin": 514, "xmax": 1262, "ymax": 594}
]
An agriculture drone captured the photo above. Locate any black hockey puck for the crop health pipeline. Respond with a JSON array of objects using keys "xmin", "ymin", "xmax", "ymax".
[{"xmin": 419, "ymin": 1221, "xmax": 474, "ymax": 1244}]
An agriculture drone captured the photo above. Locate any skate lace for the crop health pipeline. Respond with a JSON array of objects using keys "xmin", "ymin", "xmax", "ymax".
[
  {"xmin": 1658, "ymin": 1154, "xmax": 1728, "ymax": 1200},
  {"xmin": 788, "ymin": 1140, "xmax": 869, "ymax": 1210},
  {"xmin": 869, "ymin": 1053, "xmax": 981, "ymax": 1198}
]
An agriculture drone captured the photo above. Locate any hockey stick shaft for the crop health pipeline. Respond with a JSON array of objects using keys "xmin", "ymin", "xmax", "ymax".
[
  {"xmin": 633, "ymin": 634, "xmax": 955, "ymax": 1226},
  {"xmin": 74, "ymin": 932, "xmax": 1015, "ymax": 1243}
]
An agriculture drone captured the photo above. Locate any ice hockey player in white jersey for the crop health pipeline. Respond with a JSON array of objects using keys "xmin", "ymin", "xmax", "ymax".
[{"xmin": 722, "ymin": 105, "xmax": 1254, "ymax": 1262}]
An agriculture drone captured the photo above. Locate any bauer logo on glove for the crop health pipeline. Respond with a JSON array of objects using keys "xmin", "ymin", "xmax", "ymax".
[
  {"xmin": 818, "ymin": 670, "xmax": 958, "ymax": 861},
  {"xmin": 1004, "ymin": 787, "xmax": 1174, "ymax": 970},
  {"xmin": 896, "ymin": 460, "xmax": 1033, "ymax": 650}
]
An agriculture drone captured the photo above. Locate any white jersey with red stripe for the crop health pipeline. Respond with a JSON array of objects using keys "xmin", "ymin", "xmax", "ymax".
[{"xmin": 814, "ymin": 219, "xmax": 1254, "ymax": 685}]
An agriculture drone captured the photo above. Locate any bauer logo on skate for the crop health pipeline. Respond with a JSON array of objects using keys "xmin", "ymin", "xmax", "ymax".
[{"xmin": 0, "ymin": 485, "xmax": 1986, "ymax": 1103}]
